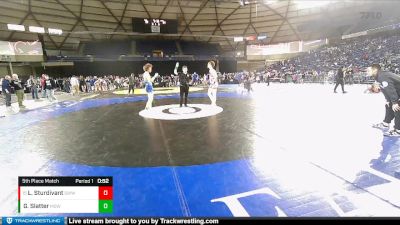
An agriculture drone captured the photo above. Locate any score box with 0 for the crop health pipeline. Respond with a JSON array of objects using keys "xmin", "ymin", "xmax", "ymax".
[
  {"xmin": 18, "ymin": 176, "xmax": 113, "ymax": 214},
  {"xmin": 99, "ymin": 186, "xmax": 113, "ymax": 213}
]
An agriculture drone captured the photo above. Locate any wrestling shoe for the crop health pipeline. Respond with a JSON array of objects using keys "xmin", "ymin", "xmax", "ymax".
[
  {"xmin": 372, "ymin": 122, "xmax": 389, "ymax": 131},
  {"xmin": 384, "ymin": 129, "xmax": 400, "ymax": 137}
]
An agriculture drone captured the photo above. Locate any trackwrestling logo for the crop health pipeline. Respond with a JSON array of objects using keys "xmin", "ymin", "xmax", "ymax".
[{"xmin": 2, "ymin": 217, "xmax": 64, "ymax": 225}]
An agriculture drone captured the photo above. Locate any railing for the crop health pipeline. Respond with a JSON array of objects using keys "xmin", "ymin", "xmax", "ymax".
[
  {"xmin": 221, "ymin": 72, "xmax": 376, "ymax": 85},
  {"xmin": 46, "ymin": 55, "xmax": 234, "ymax": 62}
]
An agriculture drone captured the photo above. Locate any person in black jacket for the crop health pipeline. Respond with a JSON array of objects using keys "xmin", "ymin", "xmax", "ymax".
[
  {"xmin": 44, "ymin": 75, "xmax": 57, "ymax": 102},
  {"xmin": 128, "ymin": 73, "xmax": 135, "ymax": 95},
  {"xmin": 174, "ymin": 62, "xmax": 191, "ymax": 107},
  {"xmin": 2, "ymin": 75, "xmax": 12, "ymax": 108},
  {"xmin": 334, "ymin": 66, "xmax": 347, "ymax": 93},
  {"xmin": 370, "ymin": 64, "xmax": 400, "ymax": 137}
]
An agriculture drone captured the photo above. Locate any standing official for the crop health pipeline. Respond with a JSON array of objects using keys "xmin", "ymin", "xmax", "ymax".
[
  {"xmin": 174, "ymin": 62, "xmax": 191, "ymax": 107},
  {"xmin": 334, "ymin": 66, "xmax": 347, "ymax": 94},
  {"xmin": 128, "ymin": 73, "xmax": 136, "ymax": 95}
]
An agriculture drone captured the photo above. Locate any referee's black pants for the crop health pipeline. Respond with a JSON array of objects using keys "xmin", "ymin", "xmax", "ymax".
[
  {"xmin": 180, "ymin": 85, "xmax": 189, "ymax": 106},
  {"xmin": 334, "ymin": 79, "xmax": 345, "ymax": 93},
  {"xmin": 384, "ymin": 102, "xmax": 400, "ymax": 130},
  {"xmin": 128, "ymin": 85, "xmax": 135, "ymax": 94}
]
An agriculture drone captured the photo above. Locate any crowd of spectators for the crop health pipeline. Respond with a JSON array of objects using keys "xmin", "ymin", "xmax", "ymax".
[
  {"xmin": 262, "ymin": 32, "xmax": 400, "ymax": 84},
  {"xmin": 1, "ymin": 72, "xmax": 210, "ymax": 98},
  {"xmin": 3, "ymin": 31, "xmax": 400, "ymax": 104},
  {"xmin": 218, "ymin": 32, "xmax": 400, "ymax": 85}
]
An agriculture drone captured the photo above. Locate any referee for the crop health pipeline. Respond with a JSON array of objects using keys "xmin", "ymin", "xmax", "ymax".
[
  {"xmin": 370, "ymin": 64, "xmax": 400, "ymax": 137},
  {"xmin": 128, "ymin": 73, "xmax": 135, "ymax": 95},
  {"xmin": 174, "ymin": 62, "xmax": 191, "ymax": 107},
  {"xmin": 334, "ymin": 66, "xmax": 347, "ymax": 94}
]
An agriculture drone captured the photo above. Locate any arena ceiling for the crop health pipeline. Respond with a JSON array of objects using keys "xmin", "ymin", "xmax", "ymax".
[{"xmin": 0, "ymin": 0, "xmax": 399, "ymax": 52}]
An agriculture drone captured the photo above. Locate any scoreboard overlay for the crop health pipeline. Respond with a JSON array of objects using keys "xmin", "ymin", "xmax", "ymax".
[{"xmin": 18, "ymin": 177, "xmax": 113, "ymax": 214}]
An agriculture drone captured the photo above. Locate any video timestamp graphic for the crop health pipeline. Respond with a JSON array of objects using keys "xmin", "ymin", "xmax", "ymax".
[{"xmin": 360, "ymin": 11, "xmax": 382, "ymax": 19}]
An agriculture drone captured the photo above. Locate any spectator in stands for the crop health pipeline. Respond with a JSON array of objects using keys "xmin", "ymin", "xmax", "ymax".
[
  {"xmin": 266, "ymin": 32, "xmax": 400, "ymax": 84},
  {"xmin": 85, "ymin": 77, "xmax": 91, "ymax": 93},
  {"xmin": 57, "ymin": 78, "xmax": 64, "ymax": 91},
  {"xmin": 63, "ymin": 78, "xmax": 71, "ymax": 93},
  {"xmin": 11, "ymin": 74, "xmax": 25, "ymax": 109},
  {"xmin": 70, "ymin": 75, "xmax": 80, "ymax": 96},
  {"xmin": 265, "ymin": 71, "xmax": 271, "ymax": 86},
  {"xmin": 44, "ymin": 75, "xmax": 57, "ymax": 102},
  {"xmin": 192, "ymin": 72, "xmax": 199, "ymax": 86},
  {"xmin": 101, "ymin": 77, "xmax": 108, "ymax": 92},
  {"xmin": 345, "ymin": 67, "xmax": 354, "ymax": 85},
  {"xmin": 244, "ymin": 76, "xmax": 253, "ymax": 94},
  {"xmin": 40, "ymin": 74, "xmax": 46, "ymax": 98},
  {"xmin": 115, "ymin": 76, "xmax": 123, "ymax": 89},
  {"xmin": 79, "ymin": 75, "xmax": 86, "ymax": 93},
  {"xmin": 2, "ymin": 75, "xmax": 12, "ymax": 110},
  {"xmin": 94, "ymin": 77, "xmax": 102, "ymax": 93},
  {"xmin": 90, "ymin": 77, "xmax": 95, "ymax": 92},
  {"xmin": 28, "ymin": 75, "xmax": 40, "ymax": 100},
  {"xmin": 135, "ymin": 76, "xmax": 141, "ymax": 88},
  {"xmin": 128, "ymin": 73, "xmax": 135, "ymax": 95},
  {"xmin": 256, "ymin": 74, "xmax": 260, "ymax": 83}
]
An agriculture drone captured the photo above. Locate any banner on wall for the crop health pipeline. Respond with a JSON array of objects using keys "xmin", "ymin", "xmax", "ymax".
[
  {"xmin": 0, "ymin": 40, "xmax": 43, "ymax": 56},
  {"xmin": 342, "ymin": 31, "xmax": 367, "ymax": 40},
  {"xmin": 247, "ymin": 39, "xmax": 327, "ymax": 56},
  {"xmin": 247, "ymin": 42, "xmax": 292, "ymax": 56},
  {"xmin": 0, "ymin": 41, "xmax": 14, "ymax": 55}
]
